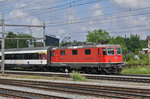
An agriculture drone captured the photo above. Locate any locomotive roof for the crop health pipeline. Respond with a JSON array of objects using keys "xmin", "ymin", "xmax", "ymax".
[
  {"xmin": 1, "ymin": 44, "xmax": 121, "ymax": 52},
  {"xmin": 52, "ymin": 44, "xmax": 121, "ymax": 50},
  {"xmin": 3, "ymin": 47, "xmax": 51, "ymax": 52}
]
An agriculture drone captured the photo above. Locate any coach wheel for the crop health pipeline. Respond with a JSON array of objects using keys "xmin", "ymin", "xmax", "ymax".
[{"xmin": 43, "ymin": 66, "xmax": 51, "ymax": 72}]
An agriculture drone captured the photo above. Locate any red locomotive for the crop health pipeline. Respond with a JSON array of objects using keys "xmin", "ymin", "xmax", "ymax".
[
  {"xmin": 1, "ymin": 44, "xmax": 125, "ymax": 74},
  {"xmin": 51, "ymin": 44, "xmax": 125, "ymax": 74}
]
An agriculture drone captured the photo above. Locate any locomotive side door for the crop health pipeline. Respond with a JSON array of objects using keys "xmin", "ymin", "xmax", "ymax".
[
  {"xmin": 98, "ymin": 48, "xmax": 103, "ymax": 62},
  {"xmin": 55, "ymin": 50, "xmax": 60, "ymax": 62}
]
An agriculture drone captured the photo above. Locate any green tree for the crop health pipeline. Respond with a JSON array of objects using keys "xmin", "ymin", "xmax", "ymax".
[
  {"xmin": 146, "ymin": 35, "xmax": 150, "ymax": 41},
  {"xmin": 87, "ymin": 29, "xmax": 110, "ymax": 44},
  {"xmin": 126, "ymin": 34, "xmax": 142, "ymax": 53},
  {"xmin": 140, "ymin": 39, "xmax": 147, "ymax": 48},
  {"xmin": 5, "ymin": 32, "xmax": 17, "ymax": 49},
  {"xmin": 5, "ymin": 32, "xmax": 32, "ymax": 49},
  {"xmin": 109, "ymin": 36, "xmax": 128, "ymax": 53},
  {"xmin": 17, "ymin": 33, "xmax": 33, "ymax": 48}
]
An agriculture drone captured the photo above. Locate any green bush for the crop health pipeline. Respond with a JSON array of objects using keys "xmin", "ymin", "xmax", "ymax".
[
  {"xmin": 125, "ymin": 53, "xmax": 149, "ymax": 65},
  {"xmin": 139, "ymin": 54, "xmax": 149, "ymax": 64},
  {"xmin": 121, "ymin": 65, "xmax": 150, "ymax": 74},
  {"xmin": 70, "ymin": 71, "xmax": 86, "ymax": 81},
  {"xmin": 127, "ymin": 59, "xmax": 139, "ymax": 65},
  {"xmin": 124, "ymin": 53, "xmax": 135, "ymax": 62}
]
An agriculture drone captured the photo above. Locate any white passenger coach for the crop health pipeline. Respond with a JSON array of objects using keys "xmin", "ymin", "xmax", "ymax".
[{"xmin": 0, "ymin": 47, "xmax": 52, "ymax": 68}]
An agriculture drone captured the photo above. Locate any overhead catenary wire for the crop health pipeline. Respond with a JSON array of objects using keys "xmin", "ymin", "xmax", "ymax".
[
  {"xmin": 6, "ymin": 0, "xmax": 102, "ymax": 21},
  {"xmin": 54, "ymin": 24, "xmax": 150, "ymax": 37},
  {"xmin": 1, "ymin": 0, "xmax": 149, "ymax": 41},
  {"xmin": 46, "ymin": 11, "xmax": 150, "ymax": 27},
  {"xmin": 5, "ymin": 0, "xmax": 67, "ymax": 12},
  {"xmin": 46, "ymin": 5, "xmax": 150, "ymax": 25},
  {"xmin": 6, "ymin": 0, "xmax": 144, "ymax": 21}
]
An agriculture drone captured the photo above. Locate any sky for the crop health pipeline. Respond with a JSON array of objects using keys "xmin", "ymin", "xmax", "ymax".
[{"xmin": 0, "ymin": 0, "xmax": 150, "ymax": 42}]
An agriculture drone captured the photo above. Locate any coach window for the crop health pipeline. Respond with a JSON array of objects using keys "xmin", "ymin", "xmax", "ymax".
[
  {"xmin": 24, "ymin": 54, "xmax": 29, "ymax": 59},
  {"xmin": 16, "ymin": 54, "xmax": 20, "ymax": 59},
  {"xmin": 103, "ymin": 48, "xmax": 107, "ymax": 55},
  {"xmin": 12, "ymin": 54, "xmax": 16, "ymax": 59},
  {"xmin": 5, "ymin": 54, "xmax": 9, "ymax": 59},
  {"xmin": 107, "ymin": 48, "xmax": 115, "ymax": 55},
  {"xmin": 85, "ymin": 49, "xmax": 91, "ymax": 55},
  {"xmin": 7, "ymin": 54, "xmax": 12, "ymax": 59},
  {"xmin": 33, "ymin": 53, "xmax": 38, "ymax": 59},
  {"xmin": 60, "ymin": 50, "xmax": 65, "ymax": 56},
  {"xmin": 72, "ymin": 50, "xmax": 78, "ymax": 55}
]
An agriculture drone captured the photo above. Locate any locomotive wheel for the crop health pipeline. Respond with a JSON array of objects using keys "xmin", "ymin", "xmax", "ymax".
[
  {"xmin": 113, "ymin": 68, "xmax": 122, "ymax": 74},
  {"xmin": 84, "ymin": 68, "xmax": 92, "ymax": 74}
]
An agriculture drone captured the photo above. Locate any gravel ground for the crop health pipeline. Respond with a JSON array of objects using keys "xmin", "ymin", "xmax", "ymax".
[
  {"xmin": 0, "ymin": 75, "xmax": 150, "ymax": 90},
  {"xmin": 0, "ymin": 84, "xmax": 100, "ymax": 99},
  {"xmin": 0, "ymin": 97, "xmax": 13, "ymax": 99},
  {"xmin": 0, "ymin": 75, "xmax": 150, "ymax": 99}
]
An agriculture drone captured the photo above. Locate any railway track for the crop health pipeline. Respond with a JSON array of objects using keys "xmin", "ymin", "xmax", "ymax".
[
  {"xmin": 4, "ymin": 70, "xmax": 150, "ymax": 83},
  {"xmin": 0, "ymin": 87, "xmax": 67, "ymax": 99},
  {"xmin": 0, "ymin": 78, "xmax": 150, "ymax": 99}
]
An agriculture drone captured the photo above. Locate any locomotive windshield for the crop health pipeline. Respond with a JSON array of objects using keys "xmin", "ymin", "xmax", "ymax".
[
  {"xmin": 107, "ymin": 48, "xmax": 115, "ymax": 55},
  {"xmin": 103, "ymin": 48, "xmax": 119, "ymax": 55},
  {"xmin": 116, "ymin": 48, "xmax": 122, "ymax": 55}
]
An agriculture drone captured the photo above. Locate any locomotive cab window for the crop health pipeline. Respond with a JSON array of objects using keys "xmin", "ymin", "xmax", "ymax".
[
  {"xmin": 116, "ymin": 48, "xmax": 122, "ymax": 55},
  {"xmin": 107, "ymin": 48, "xmax": 115, "ymax": 55},
  {"xmin": 72, "ymin": 50, "xmax": 78, "ymax": 55},
  {"xmin": 60, "ymin": 50, "xmax": 65, "ymax": 56},
  {"xmin": 103, "ymin": 48, "xmax": 107, "ymax": 55},
  {"xmin": 85, "ymin": 49, "xmax": 91, "ymax": 55}
]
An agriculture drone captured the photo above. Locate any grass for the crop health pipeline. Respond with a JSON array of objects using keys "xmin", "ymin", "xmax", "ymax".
[
  {"xmin": 70, "ymin": 71, "xmax": 86, "ymax": 81},
  {"xmin": 0, "ymin": 74, "xmax": 69, "ymax": 81},
  {"xmin": 121, "ymin": 65, "xmax": 150, "ymax": 74},
  {"xmin": 52, "ymin": 75, "xmax": 58, "ymax": 80},
  {"xmin": 19, "ymin": 75, "xmax": 42, "ymax": 79}
]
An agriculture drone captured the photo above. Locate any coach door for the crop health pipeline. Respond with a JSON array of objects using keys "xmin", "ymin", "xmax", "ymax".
[
  {"xmin": 38, "ymin": 52, "xmax": 42, "ymax": 59},
  {"xmin": 38, "ymin": 52, "xmax": 42, "ymax": 64}
]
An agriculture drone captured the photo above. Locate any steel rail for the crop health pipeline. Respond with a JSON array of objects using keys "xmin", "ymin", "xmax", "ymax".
[
  {"xmin": 0, "ymin": 78, "xmax": 150, "ymax": 99},
  {"xmin": 0, "ymin": 87, "xmax": 67, "ymax": 99},
  {"xmin": 4, "ymin": 70, "xmax": 150, "ymax": 83}
]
